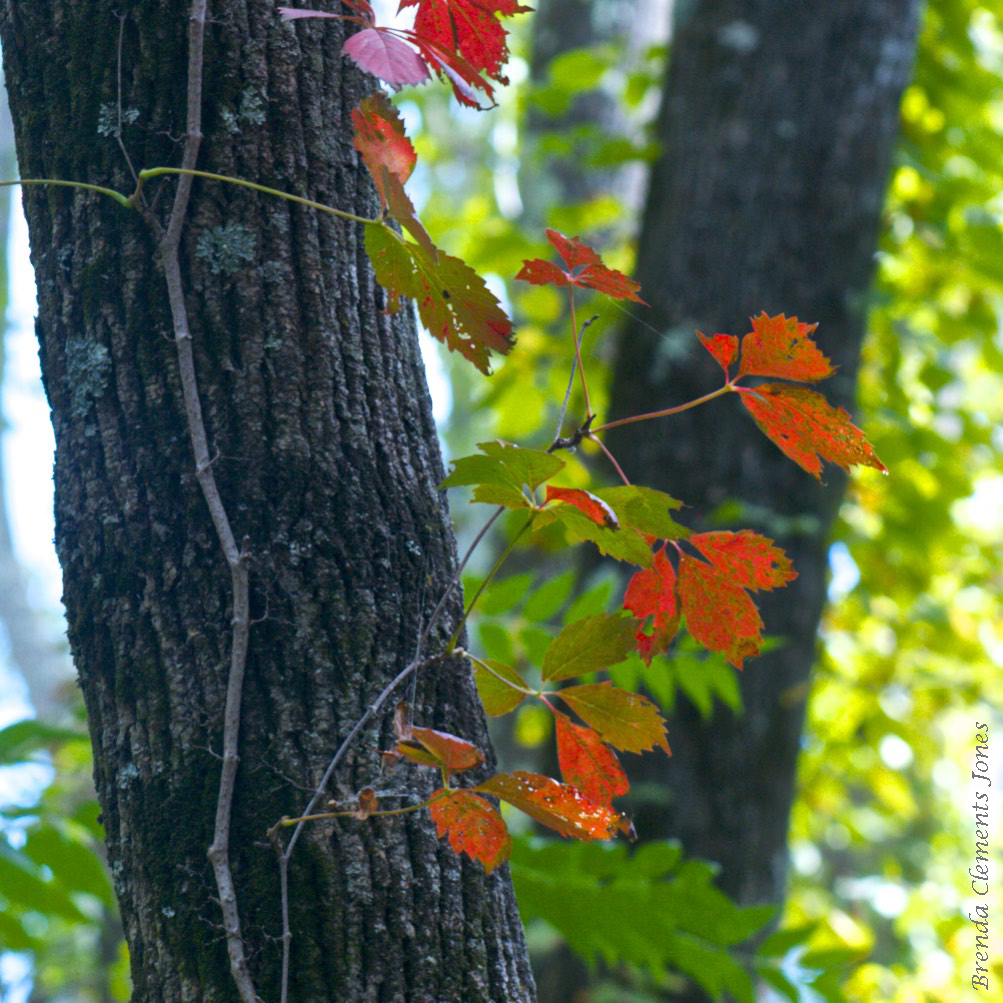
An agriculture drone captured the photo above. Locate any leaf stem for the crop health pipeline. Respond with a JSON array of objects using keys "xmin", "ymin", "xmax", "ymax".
[
  {"xmin": 0, "ymin": 178, "xmax": 132, "ymax": 209},
  {"xmin": 568, "ymin": 287, "xmax": 592, "ymax": 419},
  {"xmin": 467, "ymin": 654, "xmax": 538, "ymax": 697},
  {"xmin": 446, "ymin": 513, "xmax": 535, "ymax": 653},
  {"xmin": 589, "ymin": 435, "xmax": 631, "ymax": 486},
  {"xmin": 591, "ymin": 382, "xmax": 735, "ymax": 434},
  {"xmin": 134, "ymin": 167, "xmax": 377, "ymax": 224},
  {"xmin": 280, "ymin": 801, "xmax": 431, "ymax": 827}
]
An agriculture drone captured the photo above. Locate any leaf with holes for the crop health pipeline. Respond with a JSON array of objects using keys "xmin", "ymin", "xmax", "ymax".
[
  {"xmin": 476, "ymin": 771, "xmax": 627, "ymax": 840},
  {"xmin": 440, "ymin": 441, "xmax": 564, "ymax": 509},
  {"xmin": 737, "ymin": 312, "xmax": 833, "ymax": 382},
  {"xmin": 554, "ymin": 713, "xmax": 629, "ymax": 810},
  {"xmin": 430, "ymin": 789, "xmax": 511, "ymax": 873},
  {"xmin": 736, "ymin": 383, "xmax": 887, "ymax": 479},
  {"xmin": 365, "ymin": 223, "xmax": 514, "ymax": 373},
  {"xmin": 516, "ymin": 229, "xmax": 645, "ymax": 303},
  {"xmin": 545, "ymin": 486, "xmax": 619, "ymax": 530},
  {"xmin": 472, "ymin": 658, "xmax": 527, "ymax": 716},
  {"xmin": 541, "ymin": 613, "xmax": 637, "ymax": 682},
  {"xmin": 558, "ymin": 682, "xmax": 669, "ymax": 755}
]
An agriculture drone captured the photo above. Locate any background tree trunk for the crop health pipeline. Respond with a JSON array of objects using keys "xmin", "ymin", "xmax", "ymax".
[
  {"xmin": 606, "ymin": 0, "xmax": 920, "ymax": 950},
  {"xmin": 0, "ymin": 3, "xmax": 534, "ymax": 1001}
]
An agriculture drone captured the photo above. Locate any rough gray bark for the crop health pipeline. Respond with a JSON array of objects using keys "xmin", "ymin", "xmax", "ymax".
[
  {"xmin": 0, "ymin": 2, "xmax": 534, "ymax": 1001},
  {"xmin": 606, "ymin": 0, "xmax": 919, "ymax": 931}
]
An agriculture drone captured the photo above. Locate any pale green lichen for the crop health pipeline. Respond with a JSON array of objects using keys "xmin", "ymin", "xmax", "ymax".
[
  {"xmin": 97, "ymin": 103, "xmax": 139, "ymax": 137},
  {"xmin": 66, "ymin": 337, "xmax": 112, "ymax": 417},
  {"xmin": 195, "ymin": 223, "xmax": 255, "ymax": 276}
]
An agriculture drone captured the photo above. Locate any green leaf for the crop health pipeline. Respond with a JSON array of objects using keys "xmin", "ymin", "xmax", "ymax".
[
  {"xmin": 522, "ymin": 570, "xmax": 575, "ymax": 622},
  {"xmin": 364, "ymin": 223, "xmax": 514, "ymax": 374},
  {"xmin": 0, "ymin": 719, "xmax": 87, "ymax": 765},
  {"xmin": 0, "ymin": 841, "xmax": 86, "ymax": 920},
  {"xmin": 440, "ymin": 440, "xmax": 565, "ymax": 508},
  {"xmin": 594, "ymin": 485, "xmax": 689, "ymax": 540},
  {"xmin": 550, "ymin": 505, "xmax": 653, "ymax": 566},
  {"xmin": 558, "ymin": 682, "xmax": 670, "ymax": 754},
  {"xmin": 477, "ymin": 572, "xmax": 534, "ymax": 614},
  {"xmin": 472, "ymin": 658, "xmax": 528, "ymax": 717},
  {"xmin": 541, "ymin": 613, "xmax": 637, "ymax": 682}
]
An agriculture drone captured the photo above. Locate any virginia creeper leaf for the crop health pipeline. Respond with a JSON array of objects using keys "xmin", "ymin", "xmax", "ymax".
[
  {"xmin": 541, "ymin": 613, "xmax": 637, "ymax": 682},
  {"xmin": 430, "ymin": 789, "xmax": 511, "ymax": 873},
  {"xmin": 440, "ymin": 441, "xmax": 564, "ymax": 508},
  {"xmin": 351, "ymin": 93, "xmax": 417, "ymax": 205},
  {"xmin": 400, "ymin": 1, "xmax": 530, "ymax": 82},
  {"xmin": 516, "ymin": 229, "xmax": 646, "ymax": 303},
  {"xmin": 736, "ymin": 383, "xmax": 887, "ymax": 479},
  {"xmin": 476, "ymin": 771, "xmax": 626, "ymax": 840},
  {"xmin": 472, "ymin": 658, "xmax": 527, "ymax": 716},
  {"xmin": 593, "ymin": 485, "xmax": 688, "ymax": 541},
  {"xmin": 558, "ymin": 682, "xmax": 670, "ymax": 755},
  {"xmin": 344, "ymin": 28, "xmax": 432, "ymax": 89},
  {"xmin": 554, "ymin": 712, "xmax": 629, "ymax": 810},
  {"xmin": 688, "ymin": 530, "xmax": 796, "ymax": 590},
  {"xmin": 623, "ymin": 548, "xmax": 681, "ymax": 663},
  {"xmin": 381, "ymin": 167, "xmax": 438, "ymax": 261},
  {"xmin": 549, "ymin": 506, "xmax": 653, "ymax": 567},
  {"xmin": 697, "ymin": 331, "xmax": 739, "ymax": 377},
  {"xmin": 737, "ymin": 313, "xmax": 833, "ymax": 382},
  {"xmin": 364, "ymin": 223, "xmax": 514, "ymax": 373},
  {"xmin": 545, "ymin": 486, "xmax": 619, "ymax": 530},
  {"xmin": 408, "ymin": 726, "xmax": 484, "ymax": 772}
]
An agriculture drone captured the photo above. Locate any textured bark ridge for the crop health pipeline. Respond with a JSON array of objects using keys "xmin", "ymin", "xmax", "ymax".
[
  {"xmin": 605, "ymin": 0, "xmax": 920, "ymax": 916},
  {"xmin": 0, "ymin": 2, "xmax": 534, "ymax": 1000}
]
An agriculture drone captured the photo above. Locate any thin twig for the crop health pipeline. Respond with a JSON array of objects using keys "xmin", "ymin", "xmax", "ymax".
[
  {"xmin": 551, "ymin": 314, "xmax": 597, "ymax": 449},
  {"xmin": 155, "ymin": 4, "xmax": 259, "ymax": 1002},
  {"xmin": 115, "ymin": 14, "xmax": 140, "ymax": 186},
  {"xmin": 589, "ymin": 434, "xmax": 632, "ymax": 486},
  {"xmin": 590, "ymin": 382, "xmax": 734, "ymax": 434}
]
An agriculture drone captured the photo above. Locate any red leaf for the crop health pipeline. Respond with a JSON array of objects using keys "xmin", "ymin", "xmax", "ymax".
[
  {"xmin": 558, "ymin": 682, "xmax": 670, "ymax": 755},
  {"xmin": 476, "ymin": 771, "xmax": 627, "ymax": 840},
  {"xmin": 554, "ymin": 712, "xmax": 629, "ymax": 810},
  {"xmin": 737, "ymin": 383, "xmax": 887, "ymax": 479},
  {"xmin": 623, "ymin": 548, "xmax": 681, "ymax": 663},
  {"xmin": 351, "ymin": 94, "xmax": 417, "ymax": 207},
  {"xmin": 688, "ymin": 531, "xmax": 796, "ymax": 590},
  {"xmin": 430, "ymin": 789, "xmax": 511, "ymax": 873},
  {"xmin": 516, "ymin": 229, "xmax": 646, "ymax": 303},
  {"xmin": 545, "ymin": 486, "xmax": 619, "ymax": 530},
  {"xmin": 382, "ymin": 167, "xmax": 437, "ymax": 262},
  {"xmin": 409, "ymin": 726, "xmax": 484, "ymax": 772},
  {"xmin": 343, "ymin": 28, "xmax": 431, "ymax": 89},
  {"xmin": 697, "ymin": 331, "xmax": 739, "ymax": 377},
  {"xmin": 400, "ymin": 0, "xmax": 531, "ymax": 82},
  {"xmin": 737, "ymin": 312, "xmax": 833, "ymax": 383}
]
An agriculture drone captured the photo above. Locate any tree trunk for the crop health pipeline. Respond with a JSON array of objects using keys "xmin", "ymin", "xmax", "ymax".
[
  {"xmin": 0, "ymin": 3, "xmax": 534, "ymax": 1001},
  {"xmin": 606, "ymin": 0, "xmax": 919, "ymax": 924}
]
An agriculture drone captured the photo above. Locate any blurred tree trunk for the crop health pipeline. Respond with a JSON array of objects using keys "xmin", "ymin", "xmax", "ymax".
[
  {"xmin": 603, "ymin": 0, "xmax": 920, "ymax": 995},
  {"xmin": 0, "ymin": 3, "xmax": 534, "ymax": 1001}
]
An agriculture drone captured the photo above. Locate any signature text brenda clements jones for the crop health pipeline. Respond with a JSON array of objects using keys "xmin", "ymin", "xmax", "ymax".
[{"xmin": 970, "ymin": 721, "xmax": 990, "ymax": 991}]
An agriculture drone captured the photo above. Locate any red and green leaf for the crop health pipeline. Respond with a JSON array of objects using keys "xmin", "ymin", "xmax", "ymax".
[
  {"xmin": 557, "ymin": 682, "xmax": 669, "ymax": 755},
  {"xmin": 593, "ymin": 485, "xmax": 688, "ymax": 541},
  {"xmin": 365, "ymin": 223, "xmax": 514, "ymax": 373},
  {"xmin": 554, "ymin": 713, "xmax": 629, "ymax": 810},
  {"xmin": 472, "ymin": 658, "xmax": 527, "ymax": 716},
  {"xmin": 697, "ymin": 331, "xmax": 739, "ymax": 377},
  {"xmin": 737, "ymin": 312, "xmax": 833, "ymax": 382},
  {"xmin": 516, "ymin": 229, "xmax": 646, "ymax": 303},
  {"xmin": 476, "ymin": 771, "xmax": 626, "ymax": 840},
  {"xmin": 430, "ymin": 789, "xmax": 511, "ymax": 873},
  {"xmin": 736, "ymin": 383, "xmax": 887, "ymax": 479},
  {"xmin": 547, "ymin": 505, "xmax": 654, "ymax": 566},
  {"xmin": 408, "ymin": 726, "xmax": 484, "ymax": 772},
  {"xmin": 540, "ymin": 613, "xmax": 637, "ymax": 682},
  {"xmin": 545, "ymin": 486, "xmax": 619, "ymax": 530},
  {"xmin": 351, "ymin": 94, "xmax": 417, "ymax": 205}
]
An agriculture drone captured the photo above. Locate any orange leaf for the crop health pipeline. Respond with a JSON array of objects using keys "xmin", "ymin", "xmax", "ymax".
[
  {"xmin": 554, "ymin": 712, "xmax": 629, "ymax": 810},
  {"xmin": 409, "ymin": 726, "xmax": 484, "ymax": 772},
  {"xmin": 352, "ymin": 786, "xmax": 380, "ymax": 820},
  {"xmin": 697, "ymin": 331, "xmax": 738, "ymax": 376},
  {"xmin": 429, "ymin": 789, "xmax": 511, "ymax": 873},
  {"xmin": 558, "ymin": 683, "xmax": 669, "ymax": 755},
  {"xmin": 476, "ymin": 771, "xmax": 626, "ymax": 840},
  {"xmin": 516, "ymin": 229, "xmax": 646, "ymax": 303},
  {"xmin": 737, "ymin": 383, "xmax": 887, "ymax": 479},
  {"xmin": 688, "ymin": 531, "xmax": 796, "ymax": 591},
  {"xmin": 351, "ymin": 93, "xmax": 417, "ymax": 207},
  {"xmin": 623, "ymin": 549, "xmax": 681, "ymax": 663},
  {"xmin": 737, "ymin": 313, "xmax": 832, "ymax": 382},
  {"xmin": 545, "ymin": 486, "xmax": 620, "ymax": 530}
]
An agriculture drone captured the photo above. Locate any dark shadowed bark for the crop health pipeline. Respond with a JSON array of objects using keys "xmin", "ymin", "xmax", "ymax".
[
  {"xmin": 604, "ymin": 0, "xmax": 920, "ymax": 982},
  {"xmin": 0, "ymin": 2, "xmax": 534, "ymax": 1001}
]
